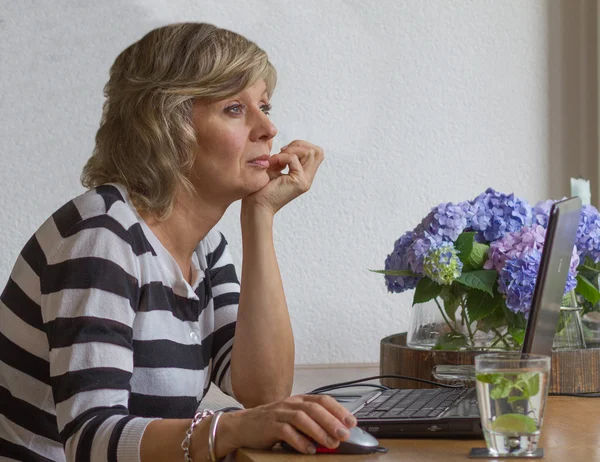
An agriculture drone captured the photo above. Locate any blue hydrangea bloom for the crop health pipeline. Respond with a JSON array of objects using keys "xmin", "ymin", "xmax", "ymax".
[
  {"xmin": 498, "ymin": 251, "xmax": 542, "ymax": 317},
  {"xmin": 532, "ymin": 199, "xmax": 556, "ymax": 227},
  {"xmin": 499, "ymin": 249, "xmax": 578, "ymax": 318},
  {"xmin": 407, "ymin": 233, "xmax": 443, "ymax": 274},
  {"xmin": 468, "ymin": 188, "xmax": 533, "ymax": 242},
  {"xmin": 533, "ymin": 200, "xmax": 600, "ymax": 263},
  {"xmin": 420, "ymin": 201, "xmax": 472, "ymax": 242},
  {"xmin": 423, "ymin": 242, "xmax": 463, "ymax": 285},
  {"xmin": 384, "ymin": 231, "xmax": 421, "ymax": 293},
  {"xmin": 575, "ymin": 205, "xmax": 600, "ymax": 263}
]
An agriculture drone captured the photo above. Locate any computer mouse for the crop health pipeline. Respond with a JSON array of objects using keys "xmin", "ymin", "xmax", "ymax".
[{"xmin": 281, "ymin": 426, "xmax": 386, "ymax": 455}]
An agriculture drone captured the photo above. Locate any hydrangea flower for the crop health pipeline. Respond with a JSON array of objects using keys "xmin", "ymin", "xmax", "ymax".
[
  {"xmin": 468, "ymin": 188, "xmax": 533, "ymax": 242},
  {"xmin": 532, "ymin": 199, "xmax": 557, "ymax": 227},
  {"xmin": 423, "ymin": 243, "xmax": 463, "ymax": 285},
  {"xmin": 533, "ymin": 200, "xmax": 600, "ymax": 263},
  {"xmin": 498, "ymin": 251, "xmax": 542, "ymax": 316},
  {"xmin": 575, "ymin": 205, "xmax": 600, "ymax": 263},
  {"xmin": 484, "ymin": 224, "xmax": 547, "ymax": 273},
  {"xmin": 499, "ymin": 249, "xmax": 578, "ymax": 317},
  {"xmin": 419, "ymin": 201, "xmax": 472, "ymax": 242},
  {"xmin": 384, "ymin": 231, "xmax": 421, "ymax": 293},
  {"xmin": 406, "ymin": 233, "xmax": 442, "ymax": 274}
]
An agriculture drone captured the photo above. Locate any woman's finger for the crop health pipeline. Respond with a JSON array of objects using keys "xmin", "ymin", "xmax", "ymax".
[
  {"xmin": 284, "ymin": 398, "xmax": 354, "ymax": 445},
  {"xmin": 279, "ymin": 409, "xmax": 339, "ymax": 449},
  {"xmin": 302, "ymin": 394, "xmax": 357, "ymax": 429},
  {"xmin": 275, "ymin": 421, "xmax": 316, "ymax": 455},
  {"xmin": 269, "ymin": 153, "xmax": 304, "ymax": 176}
]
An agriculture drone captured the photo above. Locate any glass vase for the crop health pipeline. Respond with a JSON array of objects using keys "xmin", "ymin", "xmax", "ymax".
[
  {"xmin": 406, "ymin": 298, "xmax": 506, "ymax": 351},
  {"xmin": 406, "ymin": 299, "xmax": 455, "ymax": 350},
  {"xmin": 553, "ymin": 306, "xmax": 586, "ymax": 350}
]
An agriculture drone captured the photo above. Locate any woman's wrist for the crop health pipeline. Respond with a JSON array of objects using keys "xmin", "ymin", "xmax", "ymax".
[{"xmin": 210, "ymin": 411, "xmax": 243, "ymax": 459}]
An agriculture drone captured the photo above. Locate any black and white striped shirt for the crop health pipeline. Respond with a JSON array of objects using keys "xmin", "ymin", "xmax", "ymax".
[{"xmin": 0, "ymin": 184, "xmax": 240, "ymax": 462}]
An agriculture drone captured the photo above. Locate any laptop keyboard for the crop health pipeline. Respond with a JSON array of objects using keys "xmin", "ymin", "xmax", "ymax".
[{"xmin": 354, "ymin": 388, "xmax": 468, "ymax": 420}]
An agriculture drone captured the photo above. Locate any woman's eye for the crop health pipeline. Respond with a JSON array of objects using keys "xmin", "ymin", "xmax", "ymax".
[
  {"xmin": 225, "ymin": 104, "xmax": 244, "ymax": 115},
  {"xmin": 261, "ymin": 104, "xmax": 272, "ymax": 115}
]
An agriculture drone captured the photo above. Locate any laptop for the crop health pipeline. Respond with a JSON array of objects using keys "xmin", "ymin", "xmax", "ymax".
[{"xmin": 345, "ymin": 197, "xmax": 582, "ymax": 438}]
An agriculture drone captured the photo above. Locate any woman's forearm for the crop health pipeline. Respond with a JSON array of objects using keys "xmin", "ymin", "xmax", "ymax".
[
  {"xmin": 140, "ymin": 414, "xmax": 238, "ymax": 461},
  {"xmin": 230, "ymin": 204, "xmax": 295, "ymax": 407}
]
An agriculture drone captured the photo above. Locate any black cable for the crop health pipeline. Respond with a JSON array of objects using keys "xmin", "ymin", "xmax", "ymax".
[
  {"xmin": 308, "ymin": 374, "xmax": 465, "ymax": 395},
  {"xmin": 310, "ymin": 383, "xmax": 390, "ymax": 395}
]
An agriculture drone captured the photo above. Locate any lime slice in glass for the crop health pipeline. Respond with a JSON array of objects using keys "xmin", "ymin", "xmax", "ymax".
[{"xmin": 491, "ymin": 413, "xmax": 538, "ymax": 434}]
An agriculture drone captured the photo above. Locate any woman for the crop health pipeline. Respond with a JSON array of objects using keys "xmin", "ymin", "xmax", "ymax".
[{"xmin": 0, "ymin": 23, "xmax": 357, "ymax": 462}]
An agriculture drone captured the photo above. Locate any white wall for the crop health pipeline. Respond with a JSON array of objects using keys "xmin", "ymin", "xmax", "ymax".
[{"xmin": 0, "ymin": 0, "xmax": 551, "ymax": 364}]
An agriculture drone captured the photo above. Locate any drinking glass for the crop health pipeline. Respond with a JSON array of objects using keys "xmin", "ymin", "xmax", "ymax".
[{"xmin": 475, "ymin": 353, "xmax": 550, "ymax": 457}]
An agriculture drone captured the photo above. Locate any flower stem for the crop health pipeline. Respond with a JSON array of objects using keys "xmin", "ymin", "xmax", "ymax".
[
  {"xmin": 490, "ymin": 327, "xmax": 511, "ymax": 349},
  {"xmin": 461, "ymin": 298, "xmax": 475, "ymax": 346},
  {"xmin": 434, "ymin": 297, "xmax": 457, "ymax": 333}
]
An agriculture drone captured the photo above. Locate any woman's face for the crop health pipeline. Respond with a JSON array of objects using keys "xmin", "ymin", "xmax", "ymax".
[{"xmin": 189, "ymin": 79, "xmax": 277, "ymax": 203}]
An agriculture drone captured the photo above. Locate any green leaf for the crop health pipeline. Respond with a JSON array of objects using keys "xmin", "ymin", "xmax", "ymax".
[
  {"xmin": 490, "ymin": 377, "xmax": 513, "ymax": 400},
  {"xmin": 465, "ymin": 242, "xmax": 489, "ymax": 271},
  {"xmin": 575, "ymin": 274, "xmax": 600, "ymax": 305},
  {"xmin": 455, "ymin": 232, "xmax": 476, "ymax": 265},
  {"xmin": 369, "ymin": 269, "xmax": 417, "ymax": 277},
  {"xmin": 433, "ymin": 332, "xmax": 468, "ymax": 350},
  {"xmin": 579, "ymin": 257, "xmax": 600, "ymax": 273},
  {"xmin": 412, "ymin": 278, "xmax": 443, "ymax": 305},
  {"xmin": 476, "ymin": 373, "xmax": 503, "ymax": 384},
  {"xmin": 466, "ymin": 290, "xmax": 502, "ymax": 323},
  {"xmin": 507, "ymin": 395, "xmax": 527, "ymax": 404},
  {"xmin": 508, "ymin": 327, "xmax": 525, "ymax": 346},
  {"xmin": 456, "ymin": 270, "xmax": 497, "ymax": 296},
  {"xmin": 440, "ymin": 285, "xmax": 462, "ymax": 323},
  {"xmin": 518, "ymin": 372, "xmax": 540, "ymax": 398}
]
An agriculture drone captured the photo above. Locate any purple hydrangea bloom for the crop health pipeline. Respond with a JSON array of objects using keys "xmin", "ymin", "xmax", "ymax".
[
  {"xmin": 499, "ymin": 249, "xmax": 578, "ymax": 317},
  {"xmin": 407, "ymin": 233, "xmax": 443, "ymax": 274},
  {"xmin": 575, "ymin": 205, "xmax": 600, "ymax": 263},
  {"xmin": 484, "ymin": 224, "xmax": 547, "ymax": 272},
  {"xmin": 384, "ymin": 231, "xmax": 421, "ymax": 293},
  {"xmin": 533, "ymin": 200, "xmax": 600, "ymax": 263},
  {"xmin": 468, "ymin": 188, "xmax": 533, "ymax": 242},
  {"xmin": 498, "ymin": 251, "xmax": 542, "ymax": 317},
  {"xmin": 532, "ymin": 199, "xmax": 557, "ymax": 227},
  {"xmin": 419, "ymin": 201, "xmax": 472, "ymax": 242}
]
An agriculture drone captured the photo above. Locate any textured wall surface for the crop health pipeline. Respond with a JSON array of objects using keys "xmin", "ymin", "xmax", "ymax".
[{"xmin": 0, "ymin": 0, "xmax": 550, "ymax": 364}]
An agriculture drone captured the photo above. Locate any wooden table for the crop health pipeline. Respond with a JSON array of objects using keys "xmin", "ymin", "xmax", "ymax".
[{"xmin": 236, "ymin": 397, "xmax": 600, "ymax": 461}]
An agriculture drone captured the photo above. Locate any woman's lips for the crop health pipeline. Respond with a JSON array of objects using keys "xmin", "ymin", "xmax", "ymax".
[{"xmin": 249, "ymin": 155, "xmax": 270, "ymax": 168}]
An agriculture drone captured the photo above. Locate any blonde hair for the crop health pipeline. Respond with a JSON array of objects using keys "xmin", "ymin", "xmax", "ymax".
[{"xmin": 82, "ymin": 23, "xmax": 277, "ymax": 219}]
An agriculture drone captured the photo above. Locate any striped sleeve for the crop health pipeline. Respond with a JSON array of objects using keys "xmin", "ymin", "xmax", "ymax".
[
  {"xmin": 40, "ymin": 223, "xmax": 157, "ymax": 462},
  {"xmin": 205, "ymin": 232, "xmax": 239, "ymax": 398}
]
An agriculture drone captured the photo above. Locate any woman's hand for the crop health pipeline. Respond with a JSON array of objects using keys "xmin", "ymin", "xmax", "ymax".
[
  {"xmin": 216, "ymin": 394, "xmax": 357, "ymax": 456},
  {"xmin": 243, "ymin": 140, "xmax": 324, "ymax": 215}
]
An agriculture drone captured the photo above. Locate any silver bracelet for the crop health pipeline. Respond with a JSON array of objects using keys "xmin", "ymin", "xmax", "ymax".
[
  {"xmin": 181, "ymin": 409, "xmax": 214, "ymax": 462},
  {"xmin": 208, "ymin": 411, "xmax": 224, "ymax": 462}
]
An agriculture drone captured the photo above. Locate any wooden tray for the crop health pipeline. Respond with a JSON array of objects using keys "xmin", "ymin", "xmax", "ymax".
[{"xmin": 380, "ymin": 333, "xmax": 600, "ymax": 394}]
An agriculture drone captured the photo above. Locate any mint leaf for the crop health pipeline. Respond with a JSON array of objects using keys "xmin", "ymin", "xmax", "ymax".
[
  {"xmin": 576, "ymin": 274, "xmax": 600, "ymax": 305},
  {"xmin": 456, "ymin": 270, "xmax": 497, "ymax": 296},
  {"xmin": 490, "ymin": 377, "xmax": 513, "ymax": 400},
  {"xmin": 507, "ymin": 395, "xmax": 527, "ymax": 404},
  {"xmin": 413, "ymin": 278, "xmax": 443, "ymax": 305},
  {"xmin": 476, "ymin": 373, "xmax": 503, "ymax": 384},
  {"xmin": 369, "ymin": 269, "xmax": 417, "ymax": 277}
]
